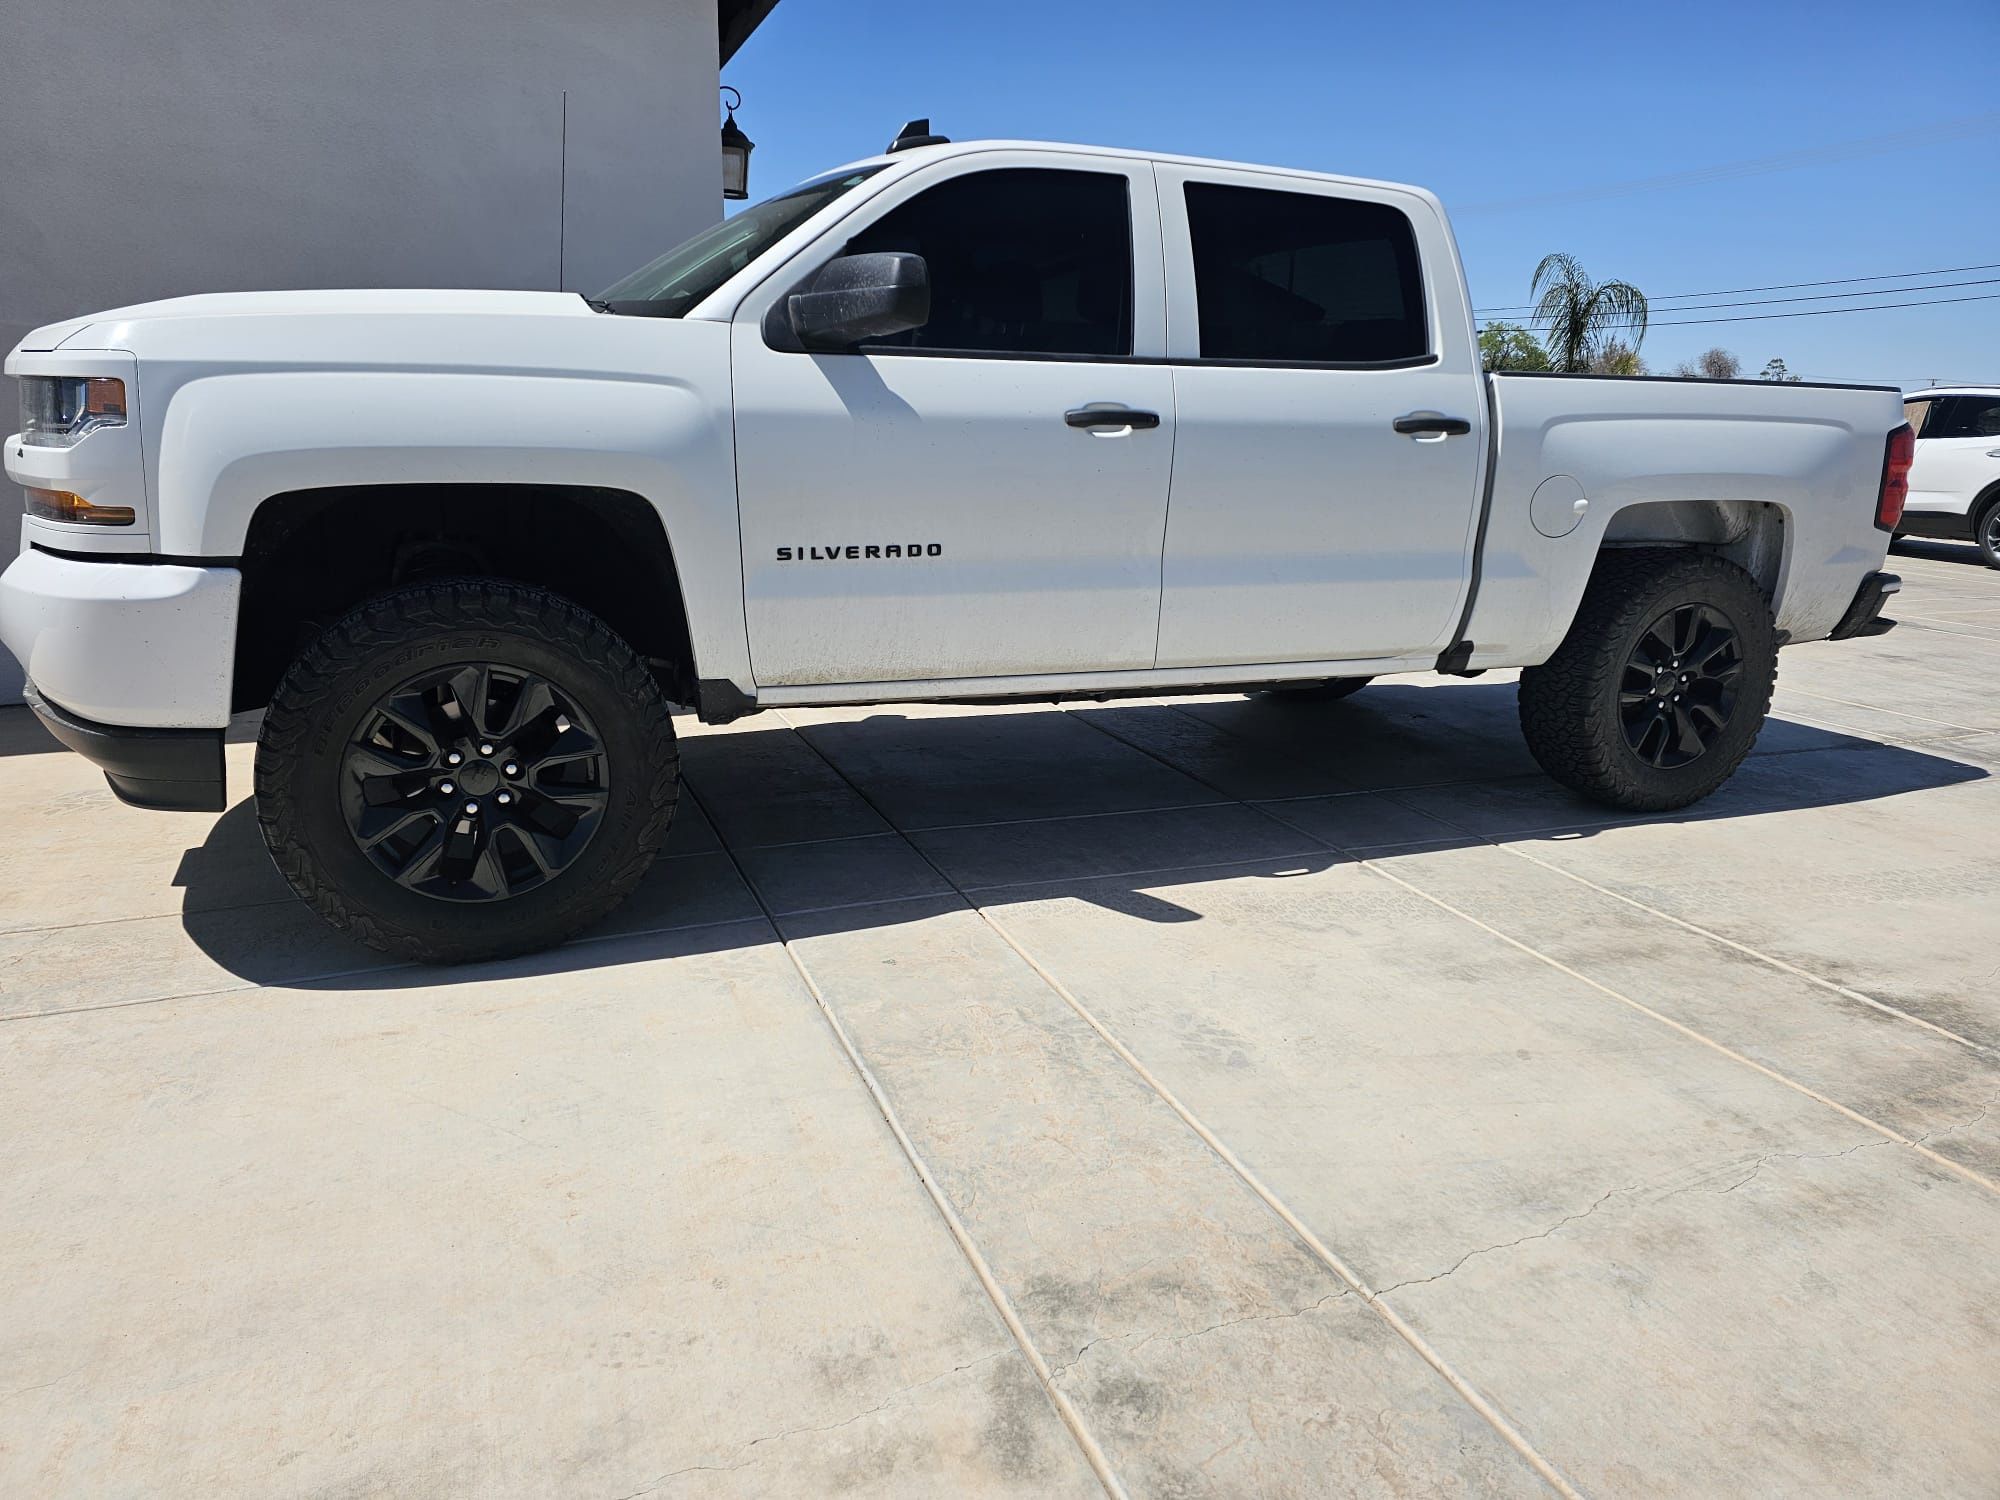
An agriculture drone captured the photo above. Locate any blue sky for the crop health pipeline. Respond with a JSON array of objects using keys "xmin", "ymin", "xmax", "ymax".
[{"xmin": 723, "ymin": 0, "xmax": 1997, "ymax": 388}]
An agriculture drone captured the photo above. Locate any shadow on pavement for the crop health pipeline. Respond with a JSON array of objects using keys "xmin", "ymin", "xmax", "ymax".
[
  {"xmin": 1889, "ymin": 537, "xmax": 1994, "ymax": 570},
  {"xmin": 171, "ymin": 683, "xmax": 1990, "ymax": 991}
]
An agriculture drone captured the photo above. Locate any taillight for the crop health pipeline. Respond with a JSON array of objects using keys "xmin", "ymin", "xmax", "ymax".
[{"xmin": 1876, "ymin": 423, "xmax": 1914, "ymax": 532}]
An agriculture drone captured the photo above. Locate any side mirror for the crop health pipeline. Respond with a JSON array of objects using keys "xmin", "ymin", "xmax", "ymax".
[{"xmin": 786, "ymin": 252, "xmax": 930, "ymax": 351}]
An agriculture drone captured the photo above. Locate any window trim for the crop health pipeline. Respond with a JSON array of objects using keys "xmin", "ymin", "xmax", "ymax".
[{"xmin": 787, "ymin": 348, "xmax": 1443, "ymax": 370}]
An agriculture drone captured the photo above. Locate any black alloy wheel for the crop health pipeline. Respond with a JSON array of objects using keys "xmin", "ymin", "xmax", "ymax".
[
  {"xmin": 1617, "ymin": 603, "xmax": 1742, "ymax": 770},
  {"xmin": 341, "ymin": 663, "xmax": 609, "ymax": 902}
]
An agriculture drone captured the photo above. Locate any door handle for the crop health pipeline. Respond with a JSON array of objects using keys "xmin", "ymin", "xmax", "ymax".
[
  {"xmin": 1392, "ymin": 412, "xmax": 1472, "ymax": 437},
  {"xmin": 1066, "ymin": 407, "xmax": 1161, "ymax": 431}
]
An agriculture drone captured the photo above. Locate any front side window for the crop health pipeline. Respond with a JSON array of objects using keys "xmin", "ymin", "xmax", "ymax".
[
  {"xmin": 599, "ymin": 166, "xmax": 886, "ymax": 316},
  {"xmin": 841, "ymin": 168, "xmax": 1133, "ymax": 357},
  {"xmin": 1184, "ymin": 183, "xmax": 1428, "ymax": 364}
]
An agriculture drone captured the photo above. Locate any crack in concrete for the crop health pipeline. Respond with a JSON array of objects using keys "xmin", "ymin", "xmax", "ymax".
[
  {"xmin": 1048, "ymin": 1290, "xmax": 1350, "ymax": 1382},
  {"xmin": 1378, "ymin": 1131, "xmax": 1928, "ymax": 1297},
  {"xmin": 1373, "ymin": 1184, "xmax": 1637, "ymax": 1297},
  {"xmin": 612, "ymin": 1349, "xmax": 1011, "ymax": 1497},
  {"xmin": 1709, "ymin": 1138, "xmax": 1892, "ymax": 1194}
]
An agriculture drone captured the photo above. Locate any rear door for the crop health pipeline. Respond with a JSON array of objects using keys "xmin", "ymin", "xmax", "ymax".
[
  {"xmin": 1152, "ymin": 167, "xmax": 1486, "ymax": 667},
  {"xmin": 729, "ymin": 153, "xmax": 1174, "ymax": 687}
]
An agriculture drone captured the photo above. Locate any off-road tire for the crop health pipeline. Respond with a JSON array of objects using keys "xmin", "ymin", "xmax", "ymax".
[
  {"xmin": 1518, "ymin": 549, "xmax": 1776, "ymax": 811},
  {"xmin": 256, "ymin": 579, "xmax": 679, "ymax": 964},
  {"xmin": 1260, "ymin": 676, "xmax": 1374, "ymax": 702}
]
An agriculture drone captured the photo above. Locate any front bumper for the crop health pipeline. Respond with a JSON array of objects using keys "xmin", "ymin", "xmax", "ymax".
[
  {"xmin": 26, "ymin": 682, "xmax": 225, "ymax": 811},
  {"xmin": 0, "ymin": 544, "xmax": 239, "ymax": 726},
  {"xmin": 1827, "ymin": 570, "xmax": 1900, "ymax": 641}
]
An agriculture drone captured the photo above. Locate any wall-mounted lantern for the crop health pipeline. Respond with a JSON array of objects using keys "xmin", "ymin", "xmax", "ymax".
[{"xmin": 720, "ymin": 86, "xmax": 754, "ymax": 201}]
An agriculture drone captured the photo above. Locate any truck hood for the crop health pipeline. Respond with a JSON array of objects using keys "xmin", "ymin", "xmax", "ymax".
[{"xmin": 18, "ymin": 289, "xmax": 596, "ymax": 353}]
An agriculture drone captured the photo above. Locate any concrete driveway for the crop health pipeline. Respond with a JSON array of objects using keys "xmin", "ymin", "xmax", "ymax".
[{"xmin": 5, "ymin": 542, "xmax": 1999, "ymax": 1498}]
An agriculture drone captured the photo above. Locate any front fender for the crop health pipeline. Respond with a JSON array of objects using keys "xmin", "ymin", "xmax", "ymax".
[{"xmin": 152, "ymin": 362, "xmax": 749, "ymax": 686}]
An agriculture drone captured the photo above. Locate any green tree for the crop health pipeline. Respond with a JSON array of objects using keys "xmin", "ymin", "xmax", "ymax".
[
  {"xmin": 1759, "ymin": 357, "xmax": 1801, "ymax": 383},
  {"xmin": 1530, "ymin": 253, "xmax": 1649, "ymax": 373},
  {"xmin": 1478, "ymin": 321, "xmax": 1551, "ymax": 372}
]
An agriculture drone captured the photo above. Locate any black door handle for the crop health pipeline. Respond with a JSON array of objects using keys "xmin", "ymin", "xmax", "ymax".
[
  {"xmin": 1393, "ymin": 412, "xmax": 1472, "ymax": 437},
  {"xmin": 1066, "ymin": 407, "xmax": 1161, "ymax": 430}
]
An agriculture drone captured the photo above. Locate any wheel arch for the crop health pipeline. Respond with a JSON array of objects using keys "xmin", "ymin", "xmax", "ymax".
[
  {"xmin": 1598, "ymin": 498, "xmax": 1789, "ymax": 606},
  {"xmin": 232, "ymin": 483, "xmax": 696, "ymax": 714}
]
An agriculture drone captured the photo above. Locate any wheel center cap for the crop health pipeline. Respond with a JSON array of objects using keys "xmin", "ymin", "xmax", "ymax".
[
  {"xmin": 459, "ymin": 760, "xmax": 501, "ymax": 795},
  {"xmin": 1653, "ymin": 669, "xmax": 1679, "ymax": 695}
]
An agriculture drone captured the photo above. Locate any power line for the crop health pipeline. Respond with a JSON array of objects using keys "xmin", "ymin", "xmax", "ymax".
[
  {"xmin": 1482, "ymin": 276, "xmax": 2000, "ymax": 320},
  {"xmin": 1473, "ymin": 260, "xmax": 2000, "ymax": 314},
  {"xmin": 1650, "ymin": 293, "xmax": 2000, "ymax": 327},
  {"xmin": 1492, "ymin": 292, "xmax": 2000, "ymax": 330}
]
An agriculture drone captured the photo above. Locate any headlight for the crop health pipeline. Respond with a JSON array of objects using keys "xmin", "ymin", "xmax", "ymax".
[{"xmin": 19, "ymin": 375, "xmax": 126, "ymax": 448}]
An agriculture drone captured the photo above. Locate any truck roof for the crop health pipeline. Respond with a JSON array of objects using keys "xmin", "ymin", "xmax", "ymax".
[{"xmin": 822, "ymin": 138, "xmax": 1439, "ymax": 206}]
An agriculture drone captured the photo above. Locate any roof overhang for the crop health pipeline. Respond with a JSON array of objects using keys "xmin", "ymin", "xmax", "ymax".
[{"xmin": 719, "ymin": 0, "xmax": 779, "ymax": 63}]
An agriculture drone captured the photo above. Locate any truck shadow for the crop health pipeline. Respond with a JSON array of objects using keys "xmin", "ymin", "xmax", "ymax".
[
  {"xmin": 1889, "ymin": 537, "xmax": 1994, "ymax": 569},
  {"xmin": 171, "ymin": 682, "xmax": 1991, "ymax": 991}
]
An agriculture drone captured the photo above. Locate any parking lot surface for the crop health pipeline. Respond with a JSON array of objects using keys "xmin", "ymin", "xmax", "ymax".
[{"xmin": 4, "ymin": 542, "xmax": 1998, "ymax": 1497}]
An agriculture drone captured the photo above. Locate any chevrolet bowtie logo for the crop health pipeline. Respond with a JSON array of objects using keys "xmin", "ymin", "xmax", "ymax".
[{"xmin": 776, "ymin": 544, "xmax": 944, "ymax": 561}]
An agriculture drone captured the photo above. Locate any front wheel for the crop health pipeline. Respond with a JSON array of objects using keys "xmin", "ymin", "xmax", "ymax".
[
  {"xmin": 255, "ymin": 580, "xmax": 679, "ymax": 963},
  {"xmin": 1518, "ymin": 550, "xmax": 1776, "ymax": 811}
]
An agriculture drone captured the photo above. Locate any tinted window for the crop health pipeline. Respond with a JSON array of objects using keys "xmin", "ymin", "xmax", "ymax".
[
  {"xmin": 842, "ymin": 169, "xmax": 1132, "ymax": 357},
  {"xmin": 1903, "ymin": 398, "xmax": 1934, "ymax": 436},
  {"xmin": 1184, "ymin": 183, "xmax": 1427, "ymax": 364},
  {"xmin": 1926, "ymin": 394, "xmax": 2000, "ymax": 440}
]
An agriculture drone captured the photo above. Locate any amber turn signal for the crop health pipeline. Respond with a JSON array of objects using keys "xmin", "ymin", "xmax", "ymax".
[{"xmin": 24, "ymin": 487, "xmax": 136, "ymax": 526}]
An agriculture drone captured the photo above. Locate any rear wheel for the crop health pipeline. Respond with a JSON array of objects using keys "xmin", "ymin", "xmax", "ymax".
[
  {"xmin": 256, "ymin": 579, "xmax": 679, "ymax": 963},
  {"xmin": 1518, "ymin": 550, "xmax": 1776, "ymax": 811},
  {"xmin": 1976, "ymin": 497, "xmax": 2000, "ymax": 569}
]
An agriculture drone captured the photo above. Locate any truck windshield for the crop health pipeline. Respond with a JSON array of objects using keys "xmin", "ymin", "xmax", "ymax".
[{"xmin": 596, "ymin": 166, "xmax": 887, "ymax": 317}]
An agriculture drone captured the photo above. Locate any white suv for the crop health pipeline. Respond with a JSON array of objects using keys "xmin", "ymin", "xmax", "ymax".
[{"xmin": 1898, "ymin": 387, "xmax": 2000, "ymax": 567}]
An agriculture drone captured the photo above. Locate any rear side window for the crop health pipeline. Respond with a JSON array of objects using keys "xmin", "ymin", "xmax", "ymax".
[
  {"xmin": 1183, "ymin": 183, "xmax": 1428, "ymax": 364},
  {"xmin": 842, "ymin": 168, "xmax": 1133, "ymax": 358},
  {"xmin": 1924, "ymin": 394, "xmax": 2000, "ymax": 439},
  {"xmin": 1902, "ymin": 398, "xmax": 1934, "ymax": 436}
]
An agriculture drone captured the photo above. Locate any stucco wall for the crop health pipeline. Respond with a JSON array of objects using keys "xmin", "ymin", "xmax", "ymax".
[{"xmin": 0, "ymin": 0, "xmax": 726, "ymax": 703}]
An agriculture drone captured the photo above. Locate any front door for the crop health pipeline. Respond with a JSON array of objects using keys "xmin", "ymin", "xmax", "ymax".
[
  {"xmin": 1152, "ymin": 166, "xmax": 1487, "ymax": 668},
  {"xmin": 730, "ymin": 155, "xmax": 1173, "ymax": 687}
]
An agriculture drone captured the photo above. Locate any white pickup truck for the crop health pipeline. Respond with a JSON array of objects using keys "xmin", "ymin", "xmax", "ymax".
[{"xmin": 3, "ymin": 131, "xmax": 1912, "ymax": 962}]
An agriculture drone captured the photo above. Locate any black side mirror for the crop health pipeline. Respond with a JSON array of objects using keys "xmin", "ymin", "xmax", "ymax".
[{"xmin": 785, "ymin": 252, "xmax": 930, "ymax": 351}]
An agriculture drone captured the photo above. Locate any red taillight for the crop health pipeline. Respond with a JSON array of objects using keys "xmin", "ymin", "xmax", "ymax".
[{"xmin": 1876, "ymin": 423, "xmax": 1914, "ymax": 532}]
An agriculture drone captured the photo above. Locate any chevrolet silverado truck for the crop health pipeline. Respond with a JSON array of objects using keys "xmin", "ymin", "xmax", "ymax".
[{"xmin": 3, "ymin": 131, "xmax": 1913, "ymax": 963}]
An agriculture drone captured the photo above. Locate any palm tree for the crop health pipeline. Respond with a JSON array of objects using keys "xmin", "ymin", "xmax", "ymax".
[{"xmin": 1530, "ymin": 253, "xmax": 1649, "ymax": 373}]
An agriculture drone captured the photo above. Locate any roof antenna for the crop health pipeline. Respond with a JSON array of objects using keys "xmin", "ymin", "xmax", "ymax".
[{"xmin": 887, "ymin": 118, "xmax": 949, "ymax": 154}]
